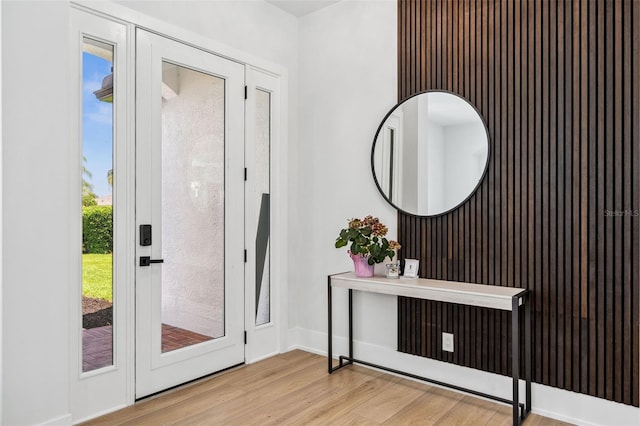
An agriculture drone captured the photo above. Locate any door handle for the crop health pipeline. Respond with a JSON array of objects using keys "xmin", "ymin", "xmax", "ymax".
[{"xmin": 140, "ymin": 256, "xmax": 164, "ymax": 267}]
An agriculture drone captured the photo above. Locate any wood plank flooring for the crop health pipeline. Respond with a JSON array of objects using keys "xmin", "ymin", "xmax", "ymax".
[{"xmin": 82, "ymin": 350, "xmax": 572, "ymax": 425}]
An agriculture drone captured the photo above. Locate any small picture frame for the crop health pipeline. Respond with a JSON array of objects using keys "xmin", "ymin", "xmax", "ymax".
[{"xmin": 403, "ymin": 259, "xmax": 419, "ymax": 278}]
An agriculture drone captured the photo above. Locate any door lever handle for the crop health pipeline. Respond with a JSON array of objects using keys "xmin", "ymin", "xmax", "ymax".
[{"xmin": 140, "ymin": 256, "xmax": 164, "ymax": 267}]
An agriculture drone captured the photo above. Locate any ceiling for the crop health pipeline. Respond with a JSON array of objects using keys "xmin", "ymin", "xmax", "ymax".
[{"xmin": 265, "ymin": 0, "xmax": 340, "ymax": 17}]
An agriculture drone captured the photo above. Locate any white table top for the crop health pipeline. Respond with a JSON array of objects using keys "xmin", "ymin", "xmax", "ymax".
[{"xmin": 330, "ymin": 272, "xmax": 527, "ymax": 311}]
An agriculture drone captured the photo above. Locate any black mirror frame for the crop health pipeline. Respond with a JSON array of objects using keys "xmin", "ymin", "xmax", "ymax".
[{"xmin": 371, "ymin": 89, "xmax": 491, "ymax": 218}]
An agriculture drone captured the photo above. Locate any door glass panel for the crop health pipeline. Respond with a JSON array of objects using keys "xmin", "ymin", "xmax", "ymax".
[
  {"xmin": 161, "ymin": 62, "xmax": 224, "ymax": 353},
  {"xmin": 255, "ymin": 89, "xmax": 271, "ymax": 326},
  {"xmin": 81, "ymin": 38, "xmax": 114, "ymax": 372}
]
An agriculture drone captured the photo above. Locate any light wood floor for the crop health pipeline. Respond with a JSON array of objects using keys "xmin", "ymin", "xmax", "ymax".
[{"xmin": 83, "ymin": 350, "xmax": 571, "ymax": 425}]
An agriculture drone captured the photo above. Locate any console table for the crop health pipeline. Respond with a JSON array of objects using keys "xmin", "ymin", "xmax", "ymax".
[{"xmin": 327, "ymin": 272, "xmax": 531, "ymax": 426}]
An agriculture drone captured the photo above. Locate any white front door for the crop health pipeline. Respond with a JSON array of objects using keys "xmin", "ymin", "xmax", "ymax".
[{"xmin": 135, "ymin": 29, "xmax": 245, "ymax": 398}]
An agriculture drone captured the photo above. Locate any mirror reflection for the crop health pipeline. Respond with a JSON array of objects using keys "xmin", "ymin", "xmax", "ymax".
[{"xmin": 372, "ymin": 91, "xmax": 489, "ymax": 216}]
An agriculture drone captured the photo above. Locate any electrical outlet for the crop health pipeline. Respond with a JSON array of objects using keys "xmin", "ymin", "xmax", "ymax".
[{"xmin": 442, "ymin": 332, "xmax": 454, "ymax": 352}]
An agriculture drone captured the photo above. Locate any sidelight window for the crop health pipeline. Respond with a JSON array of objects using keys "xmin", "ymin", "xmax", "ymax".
[{"xmin": 81, "ymin": 38, "xmax": 115, "ymax": 372}]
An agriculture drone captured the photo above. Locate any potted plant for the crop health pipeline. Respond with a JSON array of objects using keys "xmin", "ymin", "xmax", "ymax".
[{"xmin": 335, "ymin": 215, "xmax": 401, "ymax": 277}]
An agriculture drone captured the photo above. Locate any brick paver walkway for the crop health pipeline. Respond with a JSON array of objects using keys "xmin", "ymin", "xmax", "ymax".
[{"xmin": 83, "ymin": 324, "xmax": 213, "ymax": 372}]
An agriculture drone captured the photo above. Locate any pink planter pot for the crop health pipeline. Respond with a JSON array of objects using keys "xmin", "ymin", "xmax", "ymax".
[{"xmin": 349, "ymin": 251, "xmax": 375, "ymax": 277}]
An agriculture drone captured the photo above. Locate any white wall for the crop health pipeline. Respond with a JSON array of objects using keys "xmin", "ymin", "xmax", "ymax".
[
  {"xmin": 2, "ymin": 2, "xmax": 72, "ymax": 425},
  {"xmin": 118, "ymin": 0, "xmax": 297, "ymax": 69},
  {"xmin": 295, "ymin": 0, "xmax": 397, "ymax": 342}
]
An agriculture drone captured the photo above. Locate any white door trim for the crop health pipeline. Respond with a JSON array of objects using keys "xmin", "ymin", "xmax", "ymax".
[
  {"xmin": 71, "ymin": 1, "xmax": 289, "ymax": 80},
  {"xmin": 244, "ymin": 66, "xmax": 285, "ymax": 363},
  {"xmin": 69, "ymin": 8, "xmax": 135, "ymax": 422}
]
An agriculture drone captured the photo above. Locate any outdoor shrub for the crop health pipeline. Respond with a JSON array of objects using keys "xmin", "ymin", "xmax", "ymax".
[{"xmin": 83, "ymin": 205, "xmax": 112, "ymax": 254}]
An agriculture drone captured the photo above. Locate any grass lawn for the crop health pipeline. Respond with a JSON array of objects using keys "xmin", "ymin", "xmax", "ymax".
[{"xmin": 82, "ymin": 253, "xmax": 113, "ymax": 302}]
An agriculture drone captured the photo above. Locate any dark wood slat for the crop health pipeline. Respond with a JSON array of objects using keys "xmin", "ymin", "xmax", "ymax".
[
  {"xmin": 396, "ymin": 0, "xmax": 639, "ymax": 407},
  {"xmin": 420, "ymin": 0, "xmax": 426, "ymax": 90},
  {"xmin": 555, "ymin": 0, "xmax": 565, "ymax": 391},
  {"xmin": 579, "ymin": 2, "xmax": 596, "ymax": 395},
  {"xmin": 541, "ymin": 0, "xmax": 550, "ymax": 386},
  {"xmin": 613, "ymin": 0, "xmax": 623, "ymax": 403},
  {"xmin": 630, "ymin": 0, "xmax": 639, "ymax": 407},
  {"xmin": 492, "ymin": 0, "xmax": 502, "ymax": 374},
  {"xmin": 533, "ymin": 0, "xmax": 544, "ymax": 384},
  {"xmin": 566, "ymin": 1, "xmax": 587, "ymax": 392},
  {"xmin": 548, "ymin": 0, "xmax": 558, "ymax": 389},
  {"xmin": 452, "ymin": 0, "xmax": 458, "ymax": 92},
  {"xmin": 633, "ymin": 0, "xmax": 640, "ymax": 405},
  {"xmin": 585, "ymin": 0, "xmax": 596, "ymax": 397},
  {"xmin": 561, "ymin": 0, "xmax": 574, "ymax": 393},
  {"xmin": 604, "ymin": 1, "xmax": 615, "ymax": 402},
  {"xmin": 409, "ymin": 0, "xmax": 414, "ymax": 96},
  {"xmin": 527, "ymin": 0, "xmax": 538, "ymax": 384},
  {"xmin": 502, "ymin": 0, "xmax": 511, "ymax": 372},
  {"xmin": 595, "ymin": 0, "xmax": 606, "ymax": 400}
]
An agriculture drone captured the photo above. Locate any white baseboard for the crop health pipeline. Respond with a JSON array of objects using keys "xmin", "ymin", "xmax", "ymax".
[
  {"xmin": 246, "ymin": 350, "xmax": 281, "ymax": 365},
  {"xmin": 38, "ymin": 414, "xmax": 72, "ymax": 426},
  {"xmin": 71, "ymin": 404, "xmax": 128, "ymax": 425},
  {"xmin": 289, "ymin": 327, "xmax": 640, "ymax": 426}
]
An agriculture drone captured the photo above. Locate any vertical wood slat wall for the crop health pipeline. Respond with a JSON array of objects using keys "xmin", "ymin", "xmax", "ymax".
[{"xmin": 396, "ymin": 0, "xmax": 639, "ymax": 406}]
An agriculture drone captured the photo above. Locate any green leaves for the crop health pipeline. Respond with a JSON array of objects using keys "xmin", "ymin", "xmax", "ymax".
[
  {"xmin": 83, "ymin": 206, "xmax": 113, "ymax": 254},
  {"xmin": 365, "ymin": 237, "xmax": 394, "ymax": 264},
  {"xmin": 335, "ymin": 218, "xmax": 399, "ymax": 265}
]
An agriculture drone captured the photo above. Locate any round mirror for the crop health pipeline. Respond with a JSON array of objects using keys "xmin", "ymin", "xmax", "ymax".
[{"xmin": 371, "ymin": 90, "xmax": 490, "ymax": 217}]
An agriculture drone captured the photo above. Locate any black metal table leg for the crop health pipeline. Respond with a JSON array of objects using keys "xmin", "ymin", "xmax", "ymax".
[
  {"xmin": 348, "ymin": 289, "xmax": 353, "ymax": 360},
  {"xmin": 512, "ymin": 296, "xmax": 520, "ymax": 426},
  {"xmin": 328, "ymin": 276, "xmax": 333, "ymax": 373},
  {"xmin": 525, "ymin": 293, "xmax": 532, "ymax": 414},
  {"xmin": 328, "ymin": 275, "xmax": 353, "ymax": 373}
]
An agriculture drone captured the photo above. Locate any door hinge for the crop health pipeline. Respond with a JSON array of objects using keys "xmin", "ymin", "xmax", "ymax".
[
  {"xmin": 244, "ymin": 249, "xmax": 247, "ymax": 263},
  {"xmin": 244, "ymin": 167, "xmax": 247, "ymax": 181},
  {"xmin": 244, "ymin": 331, "xmax": 247, "ymax": 344},
  {"xmin": 244, "ymin": 85, "xmax": 248, "ymax": 100}
]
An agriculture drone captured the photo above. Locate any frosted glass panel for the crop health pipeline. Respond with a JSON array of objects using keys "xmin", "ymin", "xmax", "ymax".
[
  {"xmin": 255, "ymin": 89, "xmax": 270, "ymax": 326},
  {"xmin": 81, "ymin": 38, "xmax": 114, "ymax": 372},
  {"xmin": 161, "ymin": 62, "xmax": 224, "ymax": 352}
]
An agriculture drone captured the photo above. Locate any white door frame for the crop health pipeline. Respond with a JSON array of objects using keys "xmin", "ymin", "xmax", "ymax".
[
  {"xmin": 70, "ymin": 2, "xmax": 288, "ymax": 421},
  {"xmin": 69, "ymin": 8, "xmax": 135, "ymax": 422},
  {"xmin": 244, "ymin": 66, "xmax": 283, "ymax": 363}
]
